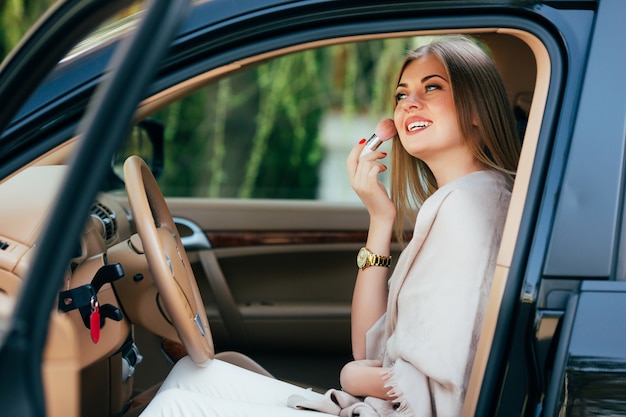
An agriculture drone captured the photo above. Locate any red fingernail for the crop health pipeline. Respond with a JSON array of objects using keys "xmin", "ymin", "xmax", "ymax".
[
  {"xmin": 358, "ymin": 138, "xmax": 366, "ymax": 144},
  {"xmin": 381, "ymin": 152, "xmax": 387, "ymax": 156}
]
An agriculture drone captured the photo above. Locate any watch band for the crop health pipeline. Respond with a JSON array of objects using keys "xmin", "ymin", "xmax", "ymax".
[{"xmin": 369, "ymin": 253, "xmax": 392, "ymax": 267}]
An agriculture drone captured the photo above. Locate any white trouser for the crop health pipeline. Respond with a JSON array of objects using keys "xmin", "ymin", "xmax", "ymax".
[{"xmin": 140, "ymin": 357, "xmax": 335, "ymax": 417}]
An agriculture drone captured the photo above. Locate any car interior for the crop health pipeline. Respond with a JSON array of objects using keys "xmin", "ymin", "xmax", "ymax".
[{"xmin": 0, "ymin": 23, "xmax": 549, "ymax": 417}]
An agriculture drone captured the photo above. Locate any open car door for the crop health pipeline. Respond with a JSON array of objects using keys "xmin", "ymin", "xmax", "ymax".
[{"xmin": 0, "ymin": 1, "xmax": 190, "ymax": 415}]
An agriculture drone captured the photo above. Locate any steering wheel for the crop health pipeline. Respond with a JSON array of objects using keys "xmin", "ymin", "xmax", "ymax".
[{"xmin": 124, "ymin": 155, "xmax": 214, "ymax": 366}]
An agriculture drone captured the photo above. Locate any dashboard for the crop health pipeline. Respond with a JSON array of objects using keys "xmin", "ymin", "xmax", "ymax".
[{"xmin": 0, "ymin": 165, "xmax": 159, "ymax": 368}]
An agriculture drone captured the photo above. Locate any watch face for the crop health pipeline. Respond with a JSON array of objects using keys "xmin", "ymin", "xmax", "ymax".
[{"xmin": 357, "ymin": 247, "xmax": 368, "ymax": 268}]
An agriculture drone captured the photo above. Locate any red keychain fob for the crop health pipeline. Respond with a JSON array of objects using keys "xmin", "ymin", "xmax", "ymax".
[{"xmin": 90, "ymin": 296, "xmax": 101, "ymax": 344}]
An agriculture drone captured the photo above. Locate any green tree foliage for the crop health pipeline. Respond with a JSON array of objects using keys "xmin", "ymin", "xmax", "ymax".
[
  {"xmin": 1, "ymin": 0, "xmax": 55, "ymax": 59},
  {"xmin": 154, "ymin": 38, "xmax": 414, "ymax": 199}
]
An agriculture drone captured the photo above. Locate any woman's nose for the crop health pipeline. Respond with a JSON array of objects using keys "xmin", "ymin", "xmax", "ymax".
[{"xmin": 401, "ymin": 93, "xmax": 422, "ymax": 109}]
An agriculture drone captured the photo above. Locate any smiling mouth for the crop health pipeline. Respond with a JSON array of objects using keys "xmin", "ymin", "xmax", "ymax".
[{"xmin": 408, "ymin": 121, "xmax": 433, "ymax": 132}]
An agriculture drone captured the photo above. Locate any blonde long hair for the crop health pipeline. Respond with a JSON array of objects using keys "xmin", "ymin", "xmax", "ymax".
[{"xmin": 391, "ymin": 35, "xmax": 521, "ymax": 243}]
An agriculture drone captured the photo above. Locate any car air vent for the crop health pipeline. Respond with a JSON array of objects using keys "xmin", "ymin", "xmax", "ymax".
[{"xmin": 91, "ymin": 202, "xmax": 118, "ymax": 242}]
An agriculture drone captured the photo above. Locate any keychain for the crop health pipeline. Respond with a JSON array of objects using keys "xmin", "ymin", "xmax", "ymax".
[{"xmin": 90, "ymin": 296, "xmax": 101, "ymax": 344}]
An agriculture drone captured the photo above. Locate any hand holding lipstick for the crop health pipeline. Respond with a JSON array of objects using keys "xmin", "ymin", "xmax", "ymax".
[{"xmin": 347, "ymin": 118, "xmax": 398, "ymax": 223}]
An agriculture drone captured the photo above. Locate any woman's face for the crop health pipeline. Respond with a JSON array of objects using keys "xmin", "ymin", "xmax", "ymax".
[{"xmin": 393, "ymin": 54, "xmax": 470, "ymax": 166}]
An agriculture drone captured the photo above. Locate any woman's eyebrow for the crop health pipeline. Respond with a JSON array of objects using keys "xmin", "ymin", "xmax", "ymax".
[
  {"xmin": 421, "ymin": 74, "xmax": 448, "ymax": 83},
  {"xmin": 396, "ymin": 74, "xmax": 448, "ymax": 88}
]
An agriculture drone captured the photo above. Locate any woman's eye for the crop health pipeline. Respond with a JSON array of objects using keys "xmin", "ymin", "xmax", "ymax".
[
  {"xmin": 394, "ymin": 92, "xmax": 407, "ymax": 102},
  {"xmin": 425, "ymin": 84, "xmax": 440, "ymax": 92}
]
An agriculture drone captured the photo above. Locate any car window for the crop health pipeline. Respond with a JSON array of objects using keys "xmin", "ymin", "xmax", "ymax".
[{"xmin": 149, "ymin": 37, "xmax": 440, "ymax": 202}]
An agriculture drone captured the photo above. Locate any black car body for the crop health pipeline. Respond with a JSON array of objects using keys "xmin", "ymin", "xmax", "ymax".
[{"xmin": 1, "ymin": 0, "xmax": 625, "ymax": 416}]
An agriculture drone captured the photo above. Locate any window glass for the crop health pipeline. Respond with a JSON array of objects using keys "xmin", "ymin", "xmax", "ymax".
[{"xmin": 152, "ymin": 37, "xmax": 443, "ymax": 201}]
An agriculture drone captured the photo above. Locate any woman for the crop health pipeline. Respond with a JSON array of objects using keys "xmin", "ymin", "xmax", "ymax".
[
  {"xmin": 337, "ymin": 35, "xmax": 520, "ymax": 415},
  {"xmin": 141, "ymin": 35, "xmax": 520, "ymax": 417}
]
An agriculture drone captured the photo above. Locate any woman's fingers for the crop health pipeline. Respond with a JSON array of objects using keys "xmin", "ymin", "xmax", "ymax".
[
  {"xmin": 346, "ymin": 138, "xmax": 367, "ymax": 177},
  {"xmin": 347, "ymin": 138, "xmax": 391, "ymax": 210},
  {"xmin": 352, "ymin": 157, "xmax": 387, "ymax": 190}
]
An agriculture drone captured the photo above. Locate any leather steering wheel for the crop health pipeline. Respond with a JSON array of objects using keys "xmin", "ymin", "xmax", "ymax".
[{"xmin": 124, "ymin": 155, "xmax": 214, "ymax": 366}]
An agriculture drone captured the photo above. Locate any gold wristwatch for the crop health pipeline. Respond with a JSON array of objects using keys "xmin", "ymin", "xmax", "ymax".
[{"xmin": 356, "ymin": 247, "xmax": 392, "ymax": 270}]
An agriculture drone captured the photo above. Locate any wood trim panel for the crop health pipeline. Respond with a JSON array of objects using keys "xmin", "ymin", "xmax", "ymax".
[
  {"xmin": 205, "ymin": 231, "xmax": 368, "ymax": 248},
  {"xmin": 205, "ymin": 230, "xmax": 413, "ymax": 248}
]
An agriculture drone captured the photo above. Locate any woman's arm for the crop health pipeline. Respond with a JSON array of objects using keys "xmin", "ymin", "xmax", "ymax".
[
  {"xmin": 346, "ymin": 137, "xmax": 395, "ymax": 359},
  {"xmin": 350, "ymin": 220, "xmax": 393, "ymax": 359},
  {"xmin": 340, "ymin": 360, "xmax": 394, "ymax": 399}
]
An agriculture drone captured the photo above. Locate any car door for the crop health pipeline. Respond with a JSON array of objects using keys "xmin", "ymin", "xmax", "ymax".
[
  {"xmin": 1, "ymin": 0, "xmax": 596, "ymax": 415},
  {"xmin": 0, "ymin": 1, "xmax": 190, "ymax": 416}
]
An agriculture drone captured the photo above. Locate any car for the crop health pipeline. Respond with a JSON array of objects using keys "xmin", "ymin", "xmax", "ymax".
[{"xmin": 1, "ymin": 0, "xmax": 626, "ymax": 416}]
